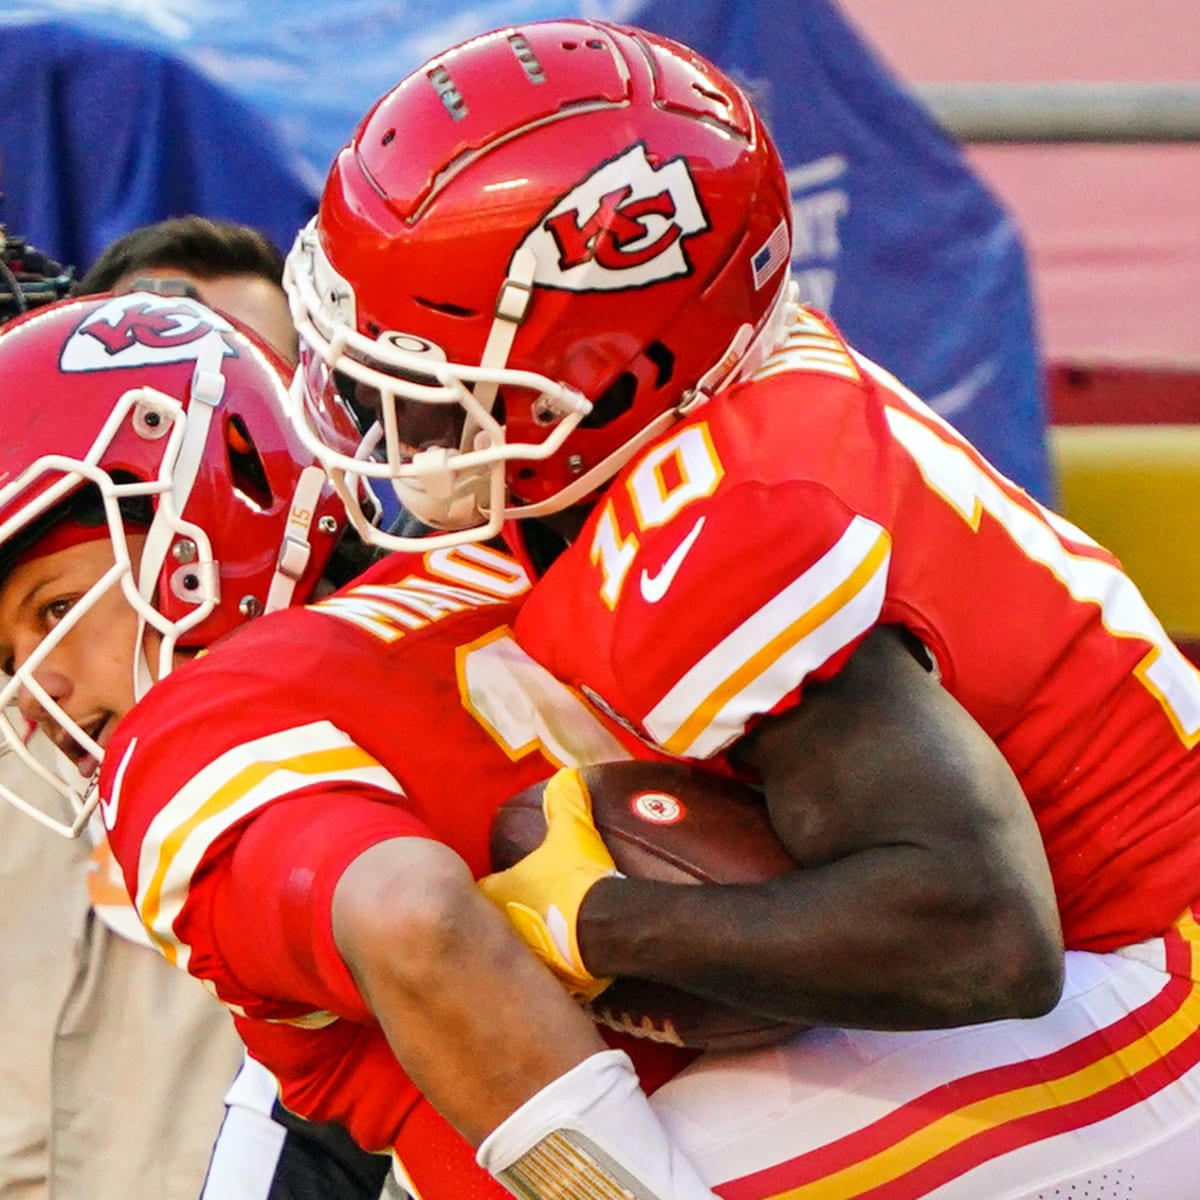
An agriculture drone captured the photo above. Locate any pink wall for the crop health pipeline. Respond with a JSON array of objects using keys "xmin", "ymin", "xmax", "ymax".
[
  {"xmin": 836, "ymin": 0, "xmax": 1200, "ymax": 367},
  {"xmin": 836, "ymin": 0, "xmax": 1200, "ymax": 83}
]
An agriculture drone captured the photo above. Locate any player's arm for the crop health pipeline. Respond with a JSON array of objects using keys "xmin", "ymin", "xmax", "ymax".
[
  {"xmin": 191, "ymin": 787, "xmax": 717, "ymax": 1197},
  {"xmin": 496, "ymin": 626, "xmax": 1065, "ymax": 1030},
  {"xmin": 332, "ymin": 836, "xmax": 720, "ymax": 1198},
  {"xmin": 331, "ymin": 834, "xmax": 608, "ymax": 1142},
  {"xmin": 737, "ymin": 624, "xmax": 1063, "ymax": 1025}
]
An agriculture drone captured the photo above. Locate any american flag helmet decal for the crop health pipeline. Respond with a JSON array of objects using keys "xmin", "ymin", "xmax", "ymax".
[{"xmin": 752, "ymin": 219, "xmax": 790, "ymax": 291}]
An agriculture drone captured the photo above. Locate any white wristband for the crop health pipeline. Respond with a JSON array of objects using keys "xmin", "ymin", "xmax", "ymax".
[{"xmin": 476, "ymin": 1049, "xmax": 716, "ymax": 1200}]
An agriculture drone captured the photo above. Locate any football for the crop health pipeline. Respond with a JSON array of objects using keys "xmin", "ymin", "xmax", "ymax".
[{"xmin": 490, "ymin": 759, "xmax": 807, "ymax": 1051}]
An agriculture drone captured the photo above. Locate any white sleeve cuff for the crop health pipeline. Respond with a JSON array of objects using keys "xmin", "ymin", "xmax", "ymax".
[{"xmin": 477, "ymin": 1049, "xmax": 716, "ymax": 1200}]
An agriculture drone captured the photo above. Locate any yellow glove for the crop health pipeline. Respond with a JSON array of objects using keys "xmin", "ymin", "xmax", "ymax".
[{"xmin": 478, "ymin": 768, "xmax": 618, "ymax": 1002}]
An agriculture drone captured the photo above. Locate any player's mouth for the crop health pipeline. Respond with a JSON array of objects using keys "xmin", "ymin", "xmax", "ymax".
[{"xmin": 49, "ymin": 714, "xmax": 112, "ymax": 779}]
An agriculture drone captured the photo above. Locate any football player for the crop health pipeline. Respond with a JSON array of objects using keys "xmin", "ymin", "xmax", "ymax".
[
  {"xmin": 0, "ymin": 293, "xmax": 717, "ymax": 1200},
  {"xmin": 0, "ymin": 215, "xmax": 414, "ymax": 1200},
  {"xmin": 0, "ymin": 218, "xmax": 304, "ymax": 1200},
  {"xmin": 284, "ymin": 18, "xmax": 1200, "ymax": 1196}
]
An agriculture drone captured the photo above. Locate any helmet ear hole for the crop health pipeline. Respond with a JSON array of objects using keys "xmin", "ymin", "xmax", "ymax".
[
  {"xmin": 646, "ymin": 341, "xmax": 675, "ymax": 389},
  {"xmin": 581, "ymin": 372, "xmax": 636, "ymax": 430},
  {"xmin": 579, "ymin": 339, "xmax": 674, "ymax": 431},
  {"xmin": 225, "ymin": 415, "xmax": 274, "ymax": 510}
]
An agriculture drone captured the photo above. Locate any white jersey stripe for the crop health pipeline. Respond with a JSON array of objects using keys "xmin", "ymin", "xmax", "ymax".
[
  {"xmin": 644, "ymin": 518, "xmax": 891, "ymax": 757},
  {"xmin": 135, "ymin": 721, "xmax": 404, "ymax": 968}
]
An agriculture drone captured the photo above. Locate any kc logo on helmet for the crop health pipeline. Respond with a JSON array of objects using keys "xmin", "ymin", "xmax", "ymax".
[
  {"xmin": 60, "ymin": 293, "xmax": 236, "ymax": 373},
  {"xmin": 520, "ymin": 144, "xmax": 710, "ymax": 292}
]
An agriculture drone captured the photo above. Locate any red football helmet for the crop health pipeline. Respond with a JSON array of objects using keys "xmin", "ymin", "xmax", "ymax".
[
  {"xmin": 0, "ymin": 292, "xmax": 359, "ymax": 835},
  {"xmin": 285, "ymin": 18, "xmax": 796, "ymax": 549}
]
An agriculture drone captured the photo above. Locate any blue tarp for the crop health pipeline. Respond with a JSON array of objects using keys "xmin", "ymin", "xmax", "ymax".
[{"xmin": 0, "ymin": 1, "xmax": 1051, "ymax": 499}]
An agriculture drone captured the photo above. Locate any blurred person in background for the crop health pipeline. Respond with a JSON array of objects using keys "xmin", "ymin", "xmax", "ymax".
[{"xmin": 75, "ymin": 216, "xmax": 298, "ymax": 364}]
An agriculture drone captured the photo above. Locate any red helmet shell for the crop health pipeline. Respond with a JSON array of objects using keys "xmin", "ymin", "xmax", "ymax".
[
  {"xmin": 0, "ymin": 293, "xmax": 358, "ymax": 644},
  {"xmin": 315, "ymin": 19, "xmax": 792, "ymax": 505}
]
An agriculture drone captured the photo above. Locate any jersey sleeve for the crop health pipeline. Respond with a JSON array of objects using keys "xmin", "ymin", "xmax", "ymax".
[
  {"xmin": 516, "ymin": 360, "xmax": 901, "ymax": 761},
  {"xmin": 526, "ymin": 470, "xmax": 891, "ymax": 762},
  {"xmin": 100, "ymin": 651, "xmax": 431, "ymax": 1022},
  {"xmin": 623, "ymin": 475, "xmax": 890, "ymax": 757},
  {"xmin": 203, "ymin": 790, "xmax": 431, "ymax": 1020}
]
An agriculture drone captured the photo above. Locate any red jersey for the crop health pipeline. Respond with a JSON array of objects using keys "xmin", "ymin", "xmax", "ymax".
[
  {"xmin": 98, "ymin": 543, "xmax": 690, "ymax": 1196},
  {"xmin": 515, "ymin": 307, "xmax": 1200, "ymax": 952}
]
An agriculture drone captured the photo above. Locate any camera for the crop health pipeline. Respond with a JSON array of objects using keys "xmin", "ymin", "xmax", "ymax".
[{"xmin": 0, "ymin": 222, "xmax": 75, "ymax": 324}]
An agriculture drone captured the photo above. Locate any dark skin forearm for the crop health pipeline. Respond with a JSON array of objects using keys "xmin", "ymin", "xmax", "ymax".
[{"xmin": 577, "ymin": 627, "xmax": 1065, "ymax": 1030}]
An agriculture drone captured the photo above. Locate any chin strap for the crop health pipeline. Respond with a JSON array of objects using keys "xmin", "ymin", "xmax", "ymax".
[
  {"xmin": 467, "ymin": 245, "xmax": 539, "ymax": 428},
  {"xmin": 265, "ymin": 466, "xmax": 327, "ymax": 614},
  {"xmin": 134, "ymin": 364, "xmax": 222, "ymax": 698}
]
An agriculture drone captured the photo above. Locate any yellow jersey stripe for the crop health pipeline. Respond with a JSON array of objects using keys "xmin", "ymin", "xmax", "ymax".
[
  {"xmin": 645, "ymin": 518, "xmax": 891, "ymax": 757},
  {"xmin": 135, "ymin": 721, "xmax": 403, "ymax": 967}
]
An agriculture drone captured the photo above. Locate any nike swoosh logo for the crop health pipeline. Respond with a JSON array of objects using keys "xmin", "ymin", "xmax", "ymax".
[
  {"xmin": 100, "ymin": 735, "xmax": 138, "ymax": 831},
  {"xmin": 639, "ymin": 516, "xmax": 706, "ymax": 604}
]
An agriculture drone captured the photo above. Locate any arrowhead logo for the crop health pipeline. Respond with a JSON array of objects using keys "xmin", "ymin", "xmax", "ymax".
[
  {"xmin": 519, "ymin": 143, "xmax": 710, "ymax": 292},
  {"xmin": 61, "ymin": 294, "xmax": 235, "ymax": 373}
]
